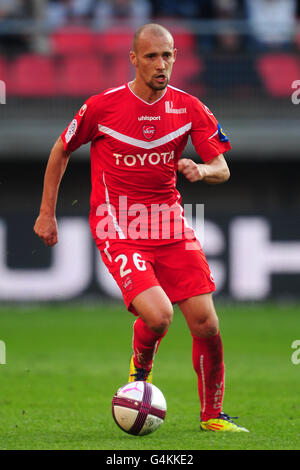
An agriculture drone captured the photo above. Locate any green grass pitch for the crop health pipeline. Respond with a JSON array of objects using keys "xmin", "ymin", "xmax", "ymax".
[{"xmin": 0, "ymin": 301, "xmax": 299, "ymax": 450}]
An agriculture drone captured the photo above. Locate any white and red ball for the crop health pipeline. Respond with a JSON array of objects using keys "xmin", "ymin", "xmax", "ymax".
[{"xmin": 112, "ymin": 381, "xmax": 167, "ymax": 436}]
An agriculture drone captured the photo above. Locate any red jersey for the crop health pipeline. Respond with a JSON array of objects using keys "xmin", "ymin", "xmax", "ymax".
[{"xmin": 61, "ymin": 83, "xmax": 231, "ymax": 247}]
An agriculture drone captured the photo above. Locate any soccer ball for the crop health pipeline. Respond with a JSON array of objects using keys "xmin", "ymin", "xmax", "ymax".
[{"xmin": 112, "ymin": 381, "xmax": 167, "ymax": 436}]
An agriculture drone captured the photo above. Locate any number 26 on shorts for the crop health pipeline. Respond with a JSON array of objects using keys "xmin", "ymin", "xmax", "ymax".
[
  {"xmin": 103, "ymin": 242, "xmax": 147, "ymax": 278},
  {"xmin": 114, "ymin": 253, "xmax": 146, "ymax": 277}
]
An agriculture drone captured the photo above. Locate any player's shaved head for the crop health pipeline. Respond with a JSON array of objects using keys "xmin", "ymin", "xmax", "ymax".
[
  {"xmin": 132, "ymin": 23, "xmax": 174, "ymax": 53},
  {"xmin": 129, "ymin": 23, "xmax": 177, "ymax": 99}
]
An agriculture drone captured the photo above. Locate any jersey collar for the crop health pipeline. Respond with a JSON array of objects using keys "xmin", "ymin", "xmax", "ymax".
[{"xmin": 127, "ymin": 81, "xmax": 168, "ymax": 106}]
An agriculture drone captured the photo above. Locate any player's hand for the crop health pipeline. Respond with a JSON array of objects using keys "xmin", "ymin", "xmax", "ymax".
[
  {"xmin": 33, "ymin": 214, "xmax": 58, "ymax": 247},
  {"xmin": 177, "ymin": 158, "xmax": 207, "ymax": 182}
]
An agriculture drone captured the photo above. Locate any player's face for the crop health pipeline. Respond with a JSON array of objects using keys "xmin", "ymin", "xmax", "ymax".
[{"xmin": 131, "ymin": 33, "xmax": 177, "ymax": 92}]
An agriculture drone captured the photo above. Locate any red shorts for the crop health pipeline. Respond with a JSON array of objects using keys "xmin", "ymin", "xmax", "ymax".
[{"xmin": 94, "ymin": 237, "xmax": 216, "ymax": 315}]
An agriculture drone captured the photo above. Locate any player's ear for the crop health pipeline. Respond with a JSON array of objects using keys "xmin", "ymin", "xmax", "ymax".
[
  {"xmin": 173, "ymin": 48, "xmax": 177, "ymax": 63},
  {"xmin": 130, "ymin": 50, "xmax": 137, "ymax": 67}
]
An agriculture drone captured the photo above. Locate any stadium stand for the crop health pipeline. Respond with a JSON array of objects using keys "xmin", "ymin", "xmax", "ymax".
[
  {"xmin": 100, "ymin": 28, "xmax": 134, "ymax": 55},
  {"xmin": 9, "ymin": 54, "xmax": 57, "ymax": 96},
  {"xmin": 256, "ymin": 53, "xmax": 300, "ymax": 97},
  {"xmin": 57, "ymin": 55, "xmax": 107, "ymax": 96},
  {"xmin": 50, "ymin": 26, "xmax": 95, "ymax": 55},
  {"xmin": 0, "ymin": 56, "xmax": 7, "ymax": 84}
]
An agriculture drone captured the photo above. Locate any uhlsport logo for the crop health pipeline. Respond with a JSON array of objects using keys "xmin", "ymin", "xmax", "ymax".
[
  {"xmin": 138, "ymin": 115, "xmax": 161, "ymax": 121},
  {"xmin": 142, "ymin": 125, "xmax": 156, "ymax": 140}
]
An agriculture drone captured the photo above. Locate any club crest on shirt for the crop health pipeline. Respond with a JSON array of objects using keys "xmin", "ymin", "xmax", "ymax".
[{"xmin": 142, "ymin": 125, "xmax": 156, "ymax": 140}]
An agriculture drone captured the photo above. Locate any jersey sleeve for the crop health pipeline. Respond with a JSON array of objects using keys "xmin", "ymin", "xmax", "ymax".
[
  {"xmin": 189, "ymin": 96, "xmax": 232, "ymax": 162},
  {"xmin": 61, "ymin": 95, "xmax": 100, "ymax": 153}
]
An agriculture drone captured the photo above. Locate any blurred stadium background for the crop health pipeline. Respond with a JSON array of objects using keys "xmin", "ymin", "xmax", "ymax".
[
  {"xmin": 0, "ymin": 0, "xmax": 300, "ymax": 303},
  {"xmin": 1, "ymin": 0, "xmax": 300, "ymax": 451}
]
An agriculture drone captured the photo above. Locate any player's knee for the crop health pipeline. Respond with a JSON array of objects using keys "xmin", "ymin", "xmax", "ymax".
[
  {"xmin": 201, "ymin": 318, "xmax": 219, "ymax": 337},
  {"xmin": 148, "ymin": 307, "xmax": 173, "ymax": 335},
  {"xmin": 191, "ymin": 313, "xmax": 219, "ymax": 337}
]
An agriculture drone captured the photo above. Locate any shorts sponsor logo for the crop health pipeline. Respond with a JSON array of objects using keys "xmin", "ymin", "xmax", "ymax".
[
  {"xmin": 142, "ymin": 125, "xmax": 156, "ymax": 140},
  {"xmin": 122, "ymin": 275, "xmax": 133, "ymax": 291},
  {"xmin": 65, "ymin": 119, "xmax": 77, "ymax": 143}
]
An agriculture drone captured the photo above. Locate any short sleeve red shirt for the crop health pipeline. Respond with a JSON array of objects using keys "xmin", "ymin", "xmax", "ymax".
[{"xmin": 61, "ymin": 83, "xmax": 231, "ymax": 246}]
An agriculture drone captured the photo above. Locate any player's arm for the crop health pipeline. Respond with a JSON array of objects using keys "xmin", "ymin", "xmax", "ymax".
[
  {"xmin": 33, "ymin": 137, "xmax": 71, "ymax": 247},
  {"xmin": 178, "ymin": 154, "xmax": 230, "ymax": 184}
]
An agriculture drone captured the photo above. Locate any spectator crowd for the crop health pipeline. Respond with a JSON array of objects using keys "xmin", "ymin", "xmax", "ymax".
[
  {"xmin": 0, "ymin": 1, "xmax": 299, "ymax": 66},
  {"xmin": 0, "ymin": 0, "xmax": 300, "ymax": 53},
  {"xmin": 0, "ymin": 1, "xmax": 299, "ymax": 41},
  {"xmin": 0, "ymin": 1, "xmax": 299, "ymax": 101}
]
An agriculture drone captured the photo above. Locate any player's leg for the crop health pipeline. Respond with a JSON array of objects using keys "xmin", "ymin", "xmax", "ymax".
[
  {"xmin": 155, "ymin": 240, "xmax": 248, "ymax": 431},
  {"xmin": 178, "ymin": 293, "xmax": 249, "ymax": 432},
  {"xmin": 177, "ymin": 293, "xmax": 225, "ymax": 422},
  {"xmin": 93, "ymin": 239, "xmax": 172, "ymax": 382},
  {"xmin": 132, "ymin": 285, "xmax": 173, "ymax": 335},
  {"xmin": 129, "ymin": 286, "xmax": 173, "ymax": 380}
]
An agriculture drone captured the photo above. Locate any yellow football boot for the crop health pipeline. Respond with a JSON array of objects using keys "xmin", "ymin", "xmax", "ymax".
[
  {"xmin": 200, "ymin": 413, "xmax": 249, "ymax": 432},
  {"xmin": 128, "ymin": 354, "xmax": 153, "ymax": 383}
]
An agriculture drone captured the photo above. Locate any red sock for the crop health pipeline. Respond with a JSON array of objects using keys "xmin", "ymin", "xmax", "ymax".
[
  {"xmin": 192, "ymin": 332, "xmax": 225, "ymax": 422},
  {"xmin": 132, "ymin": 317, "xmax": 167, "ymax": 371}
]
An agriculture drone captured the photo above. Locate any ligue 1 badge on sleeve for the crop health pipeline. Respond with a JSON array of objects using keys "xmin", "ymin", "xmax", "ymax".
[{"xmin": 65, "ymin": 119, "xmax": 77, "ymax": 143}]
